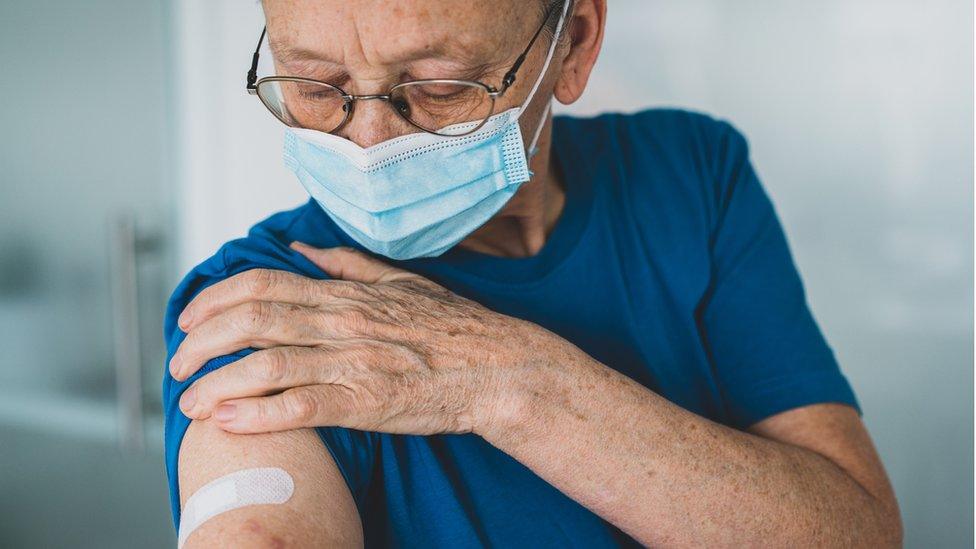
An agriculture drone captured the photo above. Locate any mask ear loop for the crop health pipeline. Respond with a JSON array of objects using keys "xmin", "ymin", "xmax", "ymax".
[
  {"xmin": 526, "ymin": 100, "xmax": 552, "ymax": 177},
  {"xmin": 519, "ymin": 1, "xmax": 570, "ymax": 176},
  {"xmin": 517, "ymin": 0, "xmax": 571, "ymax": 119},
  {"xmin": 528, "ymin": 101, "xmax": 552, "ymax": 158}
]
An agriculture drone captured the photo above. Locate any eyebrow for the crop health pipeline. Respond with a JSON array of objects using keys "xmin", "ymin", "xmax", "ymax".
[
  {"xmin": 269, "ymin": 40, "xmax": 506, "ymax": 83},
  {"xmin": 269, "ymin": 40, "xmax": 340, "ymax": 65}
]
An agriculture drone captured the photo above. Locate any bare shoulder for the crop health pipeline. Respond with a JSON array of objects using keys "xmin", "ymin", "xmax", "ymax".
[{"xmin": 178, "ymin": 419, "xmax": 363, "ymax": 548}]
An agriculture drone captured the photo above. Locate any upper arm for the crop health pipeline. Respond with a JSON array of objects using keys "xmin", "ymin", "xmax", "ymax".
[
  {"xmin": 748, "ymin": 403, "xmax": 899, "ymax": 522},
  {"xmin": 178, "ymin": 419, "xmax": 363, "ymax": 548},
  {"xmin": 163, "ymin": 259, "xmax": 376, "ymax": 544}
]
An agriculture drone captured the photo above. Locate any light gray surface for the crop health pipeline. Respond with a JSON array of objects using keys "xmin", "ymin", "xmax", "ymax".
[
  {"xmin": 0, "ymin": 426, "xmax": 174, "ymax": 548},
  {"xmin": 0, "ymin": 1, "xmax": 971, "ymax": 547}
]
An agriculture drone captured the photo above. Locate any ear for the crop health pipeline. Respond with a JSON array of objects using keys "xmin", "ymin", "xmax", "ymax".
[{"xmin": 553, "ymin": 0, "xmax": 607, "ymax": 105}]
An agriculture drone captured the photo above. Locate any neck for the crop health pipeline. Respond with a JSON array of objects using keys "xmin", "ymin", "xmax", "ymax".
[{"xmin": 455, "ymin": 119, "xmax": 566, "ymax": 258}]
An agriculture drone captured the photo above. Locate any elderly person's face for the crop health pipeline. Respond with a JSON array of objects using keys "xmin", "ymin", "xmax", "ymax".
[{"xmin": 261, "ymin": 0, "xmax": 601, "ymax": 149}]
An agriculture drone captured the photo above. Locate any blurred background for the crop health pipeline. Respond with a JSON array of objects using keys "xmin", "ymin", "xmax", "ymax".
[{"xmin": 0, "ymin": 0, "xmax": 971, "ymax": 547}]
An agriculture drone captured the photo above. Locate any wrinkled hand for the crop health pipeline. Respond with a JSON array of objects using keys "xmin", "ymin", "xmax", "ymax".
[{"xmin": 170, "ymin": 242, "xmax": 550, "ymax": 435}]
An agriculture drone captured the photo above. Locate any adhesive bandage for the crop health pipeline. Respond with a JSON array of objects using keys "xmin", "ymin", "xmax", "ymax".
[{"xmin": 177, "ymin": 467, "xmax": 295, "ymax": 547}]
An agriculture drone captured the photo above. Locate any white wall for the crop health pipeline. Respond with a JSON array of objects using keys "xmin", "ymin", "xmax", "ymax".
[
  {"xmin": 173, "ymin": 2, "xmax": 974, "ymax": 546},
  {"xmin": 172, "ymin": 0, "xmax": 306, "ymax": 275}
]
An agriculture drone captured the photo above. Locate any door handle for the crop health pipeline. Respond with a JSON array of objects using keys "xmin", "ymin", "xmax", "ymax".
[{"xmin": 109, "ymin": 213, "xmax": 144, "ymax": 453}]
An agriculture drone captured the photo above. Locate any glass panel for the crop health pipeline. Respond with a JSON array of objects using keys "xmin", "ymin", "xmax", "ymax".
[
  {"xmin": 0, "ymin": 0, "xmax": 172, "ymax": 436},
  {"xmin": 0, "ymin": 0, "xmax": 175, "ymax": 545}
]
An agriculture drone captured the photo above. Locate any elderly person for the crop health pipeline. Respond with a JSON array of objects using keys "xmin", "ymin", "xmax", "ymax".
[{"xmin": 163, "ymin": 0, "xmax": 902, "ymax": 546}]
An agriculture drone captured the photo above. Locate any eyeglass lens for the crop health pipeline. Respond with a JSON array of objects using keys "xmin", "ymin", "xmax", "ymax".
[{"xmin": 257, "ymin": 79, "xmax": 495, "ymax": 136}]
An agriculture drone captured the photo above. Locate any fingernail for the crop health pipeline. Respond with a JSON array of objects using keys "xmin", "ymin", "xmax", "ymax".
[
  {"xmin": 290, "ymin": 241, "xmax": 309, "ymax": 251},
  {"xmin": 180, "ymin": 388, "xmax": 197, "ymax": 413},
  {"xmin": 169, "ymin": 351, "xmax": 182, "ymax": 378},
  {"xmin": 178, "ymin": 309, "xmax": 193, "ymax": 330},
  {"xmin": 215, "ymin": 404, "xmax": 237, "ymax": 422}
]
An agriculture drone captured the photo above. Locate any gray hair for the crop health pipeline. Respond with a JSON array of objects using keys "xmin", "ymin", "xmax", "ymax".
[{"xmin": 539, "ymin": 0, "xmax": 573, "ymax": 40}]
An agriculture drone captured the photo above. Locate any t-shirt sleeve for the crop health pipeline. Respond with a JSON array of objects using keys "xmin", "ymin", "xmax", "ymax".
[
  {"xmin": 698, "ymin": 120, "xmax": 860, "ymax": 429},
  {"xmin": 161, "ymin": 259, "xmax": 377, "ymax": 530}
]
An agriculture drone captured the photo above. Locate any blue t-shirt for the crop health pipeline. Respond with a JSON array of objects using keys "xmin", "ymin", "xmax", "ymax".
[{"xmin": 162, "ymin": 109, "xmax": 859, "ymax": 547}]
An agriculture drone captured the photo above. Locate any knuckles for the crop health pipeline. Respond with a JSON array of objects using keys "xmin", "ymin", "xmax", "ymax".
[
  {"xmin": 240, "ymin": 269, "xmax": 281, "ymax": 299},
  {"xmin": 236, "ymin": 300, "xmax": 275, "ymax": 336},
  {"xmin": 184, "ymin": 266, "xmax": 505, "ymax": 433},
  {"xmin": 286, "ymin": 389, "xmax": 321, "ymax": 424},
  {"xmin": 257, "ymin": 348, "xmax": 290, "ymax": 384}
]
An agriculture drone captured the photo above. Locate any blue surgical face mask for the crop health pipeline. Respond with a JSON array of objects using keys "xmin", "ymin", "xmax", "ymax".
[{"xmin": 282, "ymin": 5, "xmax": 568, "ymax": 260}]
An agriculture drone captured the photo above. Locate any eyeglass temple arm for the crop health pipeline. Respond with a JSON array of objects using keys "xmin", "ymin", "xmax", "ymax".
[
  {"xmin": 246, "ymin": 26, "xmax": 268, "ymax": 92},
  {"xmin": 500, "ymin": 3, "xmax": 557, "ymax": 90}
]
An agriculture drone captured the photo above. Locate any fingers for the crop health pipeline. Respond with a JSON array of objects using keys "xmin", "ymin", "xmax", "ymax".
[
  {"xmin": 178, "ymin": 268, "xmax": 359, "ymax": 331},
  {"xmin": 179, "ymin": 339, "xmax": 428, "ymax": 433},
  {"xmin": 212, "ymin": 385, "xmax": 354, "ymax": 434},
  {"xmin": 291, "ymin": 242, "xmax": 417, "ymax": 285},
  {"xmin": 179, "ymin": 346, "xmax": 345, "ymax": 419},
  {"xmin": 170, "ymin": 301, "xmax": 337, "ymax": 381}
]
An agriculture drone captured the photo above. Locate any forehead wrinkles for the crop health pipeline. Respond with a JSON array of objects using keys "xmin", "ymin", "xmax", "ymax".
[
  {"xmin": 277, "ymin": 1, "xmax": 525, "ymax": 68},
  {"xmin": 356, "ymin": 4, "xmax": 520, "ymax": 68}
]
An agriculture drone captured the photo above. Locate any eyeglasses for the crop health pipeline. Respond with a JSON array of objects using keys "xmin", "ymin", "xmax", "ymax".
[{"xmin": 245, "ymin": 4, "xmax": 558, "ymax": 137}]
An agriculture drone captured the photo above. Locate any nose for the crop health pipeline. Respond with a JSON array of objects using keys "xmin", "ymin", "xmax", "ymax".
[{"xmin": 334, "ymin": 97, "xmax": 417, "ymax": 148}]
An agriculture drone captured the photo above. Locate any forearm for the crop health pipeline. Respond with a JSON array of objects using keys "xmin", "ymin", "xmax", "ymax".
[{"xmin": 477, "ymin": 345, "xmax": 899, "ymax": 547}]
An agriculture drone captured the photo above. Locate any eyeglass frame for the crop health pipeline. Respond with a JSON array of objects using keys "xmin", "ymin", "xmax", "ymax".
[{"xmin": 244, "ymin": 3, "xmax": 559, "ymax": 136}]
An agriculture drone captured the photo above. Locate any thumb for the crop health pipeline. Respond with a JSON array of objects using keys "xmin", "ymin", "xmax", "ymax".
[{"xmin": 290, "ymin": 242, "xmax": 415, "ymax": 284}]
